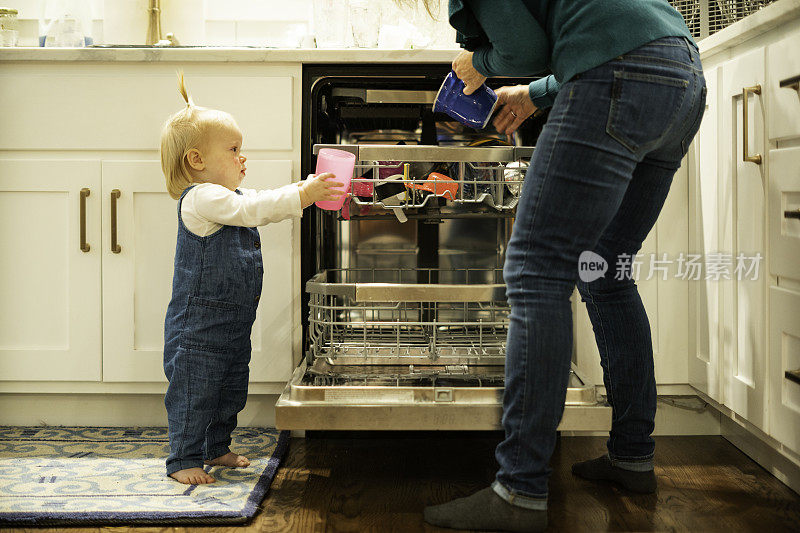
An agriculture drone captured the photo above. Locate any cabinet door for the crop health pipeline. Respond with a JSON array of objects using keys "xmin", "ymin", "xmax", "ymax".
[
  {"xmin": 246, "ymin": 160, "xmax": 297, "ymax": 383},
  {"xmin": 101, "ymin": 160, "xmax": 297, "ymax": 383},
  {"xmin": 101, "ymin": 161, "xmax": 175, "ymax": 382},
  {"xmin": 768, "ymin": 286, "xmax": 800, "ymax": 454},
  {"xmin": 720, "ymin": 48, "xmax": 768, "ymax": 430},
  {"xmin": 689, "ymin": 67, "xmax": 723, "ymax": 401},
  {"xmin": 0, "ymin": 160, "xmax": 102, "ymax": 381},
  {"xmin": 766, "ymin": 30, "xmax": 800, "ymax": 142},
  {"xmin": 768, "ymin": 148, "xmax": 800, "ymax": 281}
]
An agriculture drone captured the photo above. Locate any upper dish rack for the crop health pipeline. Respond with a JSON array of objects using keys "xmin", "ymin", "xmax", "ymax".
[{"xmin": 312, "ymin": 144, "xmax": 534, "ymax": 217}]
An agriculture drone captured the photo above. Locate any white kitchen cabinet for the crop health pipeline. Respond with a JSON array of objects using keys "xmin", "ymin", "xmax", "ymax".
[
  {"xmin": 691, "ymin": 5, "xmax": 800, "ymax": 453},
  {"xmin": 689, "ymin": 67, "xmax": 723, "ymax": 402},
  {"xmin": 100, "ymin": 161, "xmax": 173, "ymax": 382},
  {"xmin": 101, "ymin": 160, "xmax": 297, "ymax": 384},
  {"xmin": 768, "ymin": 286, "xmax": 800, "ymax": 454},
  {"xmin": 719, "ymin": 48, "xmax": 768, "ymax": 431},
  {"xmin": 768, "ymin": 148, "xmax": 800, "ymax": 284},
  {"xmin": 0, "ymin": 160, "xmax": 102, "ymax": 381},
  {"xmin": 0, "ymin": 68, "xmax": 294, "ymax": 152},
  {"xmin": 766, "ymin": 31, "xmax": 800, "ymax": 142},
  {"xmin": 0, "ymin": 159, "xmax": 298, "ymax": 385},
  {"xmin": 0, "ymin": 61, "xmax": 302, "ymax": 395}
]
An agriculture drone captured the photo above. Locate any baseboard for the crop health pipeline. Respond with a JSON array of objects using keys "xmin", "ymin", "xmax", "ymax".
[
  {"xmin": 720, "ymin": 415, "xmax": 800, "ymax": 496},
  {"xmin": 0, "ymin": 393, "xmax": 280, "ymax": 427},
  {"xmin": 694, "ymin": 390, "xmax": 800, "ymax": 496},
  {"xmin": 2, "ymin": 392, "xmax": 721, "ymax": 436}
]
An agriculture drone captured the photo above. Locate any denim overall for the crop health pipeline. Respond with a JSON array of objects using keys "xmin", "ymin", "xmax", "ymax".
[{"xmin": 163, "ymin": 185, "xmax": 263, "ymax": 475}]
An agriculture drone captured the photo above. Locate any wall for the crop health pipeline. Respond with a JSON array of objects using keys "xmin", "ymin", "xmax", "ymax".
[{"xmin": 7, "ymin": 0, "xmax": 456, "ymax": 48}]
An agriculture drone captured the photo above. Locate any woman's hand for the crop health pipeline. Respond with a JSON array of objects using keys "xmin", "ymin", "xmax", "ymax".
[
  {"xmin": 298, "ymin": 173, "xmax": 346, "ymax": 208},
  {"xmin": 492, "ymin": 85, "xmax": 538, "ymax": 136},
  {"xmin": 452, "ymin": 51, "xmax": 487, "ymax": 96}
]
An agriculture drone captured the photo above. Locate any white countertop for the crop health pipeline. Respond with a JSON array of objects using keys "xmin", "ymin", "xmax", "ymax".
[
  {"xmin": 0, "ymin": 46, "xmax": 461, "ymax": 63},
  {"xmin": 698, "ymin": 0, "xmax": 800, "ymax": 57},
  {"xmin": 3, "ymin": 0, "xmax": 798, "ymax": 64}
]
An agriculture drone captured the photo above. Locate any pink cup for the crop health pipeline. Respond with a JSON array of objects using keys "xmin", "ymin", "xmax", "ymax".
[{"xmin": 314, "ymin": 148, "xmax": 355, "ymax": 210}]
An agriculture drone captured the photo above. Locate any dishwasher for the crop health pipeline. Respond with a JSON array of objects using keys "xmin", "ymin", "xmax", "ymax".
[{"xmin": 275, "ymin": 64, "xmax": 612, "ymax": 431}]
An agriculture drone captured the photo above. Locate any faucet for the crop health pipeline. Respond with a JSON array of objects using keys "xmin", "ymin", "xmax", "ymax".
[{"xmin": 145, "ymin": 0, "xmax": 161, "ymax": 45}]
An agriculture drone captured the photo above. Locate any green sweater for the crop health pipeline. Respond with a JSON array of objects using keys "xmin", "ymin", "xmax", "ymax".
[{"xmin": 448, "ymin": 0, "xmax": 694, "ymax": 109}]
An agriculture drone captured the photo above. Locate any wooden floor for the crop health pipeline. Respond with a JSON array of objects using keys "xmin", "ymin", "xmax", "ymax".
[{"xmin": 6, "ymin": 433, "xmax": 800, "ymax": 532}]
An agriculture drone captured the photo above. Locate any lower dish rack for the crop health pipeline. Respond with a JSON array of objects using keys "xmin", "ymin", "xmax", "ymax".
[
  {"xmin": 307, "ymin": 267, "xmax": 508, "ymax": 366},
  {"xmin": 275, "ymin": 268, "xmax": 613, "ymax": 431}
]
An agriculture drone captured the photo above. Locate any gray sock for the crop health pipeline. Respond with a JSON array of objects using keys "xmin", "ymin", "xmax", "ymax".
[
  {"xmin": 423, "ymin": 486, "xmax": 547, "ymax": 532},
  {"xmin": 571, "ymin": 454, "xmax": 657, "ymax": 494}
]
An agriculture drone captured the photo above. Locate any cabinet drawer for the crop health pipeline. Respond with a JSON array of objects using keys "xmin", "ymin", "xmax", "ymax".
[
  {"xmin": 768, "ymin": 148, "xmax": 800, "ymax": 281},
  {"xmin": 0, "ymin": 66, "xmax": 296, "ymax": 151},
  {"xmin": 767, "ymin": 31, "xmax": 800, "ymax": 141},
  {"xmin": 768, "ymin": 286, "xmax": 800, "ymax": 454}
]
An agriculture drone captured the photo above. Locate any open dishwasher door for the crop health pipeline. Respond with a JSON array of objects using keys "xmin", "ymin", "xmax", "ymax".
[{"xmin": 276, "ymin": 142, "xmax": 612, "ymax": 432}]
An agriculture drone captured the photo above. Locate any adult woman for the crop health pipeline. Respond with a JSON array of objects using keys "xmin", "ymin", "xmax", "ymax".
[{"xmin": 423, "ymin": 1, "xmax": 705, "ymax": 531}]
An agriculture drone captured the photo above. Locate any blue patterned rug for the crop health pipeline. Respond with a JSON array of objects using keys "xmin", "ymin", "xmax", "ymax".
[{"xmin": 0, "ymin": 426, "xmax": 289, "ymax": 526}]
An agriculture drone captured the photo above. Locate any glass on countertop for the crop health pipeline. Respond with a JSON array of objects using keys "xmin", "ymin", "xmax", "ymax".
[
  {"xmin": 349, "ymin": 0, "xmax": 380, "ymax": 48},
  {"xmin": 0, "ymin": 7, "xmax": 19, "ymax": 47},
  {"xmin": 39, "ymin": 0, "xmax": 93, "ymax": 47},
  {"xmin": 313, "ymin": 0, "xmax": 349, "ymax": 48}
]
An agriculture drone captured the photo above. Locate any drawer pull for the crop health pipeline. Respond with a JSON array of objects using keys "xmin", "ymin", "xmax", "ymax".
[
  {"xmin": 742, "ymin": 85, "xmax": 762, "ymax": 165},
  {"xmin": 785, "ymin": 209, "xmax": 800, "ymax": 220},
  {"xmin": 779, "ymin": 74, "xmax": 800, "ymax": 91},
  {"xmin": 786, "ymin": 370, "xmax": 800, "ymax": 386},
  {"xmin": 111, "ymin": 189, "xmax": 121, "ymax": 254},
  {"xmin": 79, "ymin": 188, "xmax": 90, "ymax": 252}
]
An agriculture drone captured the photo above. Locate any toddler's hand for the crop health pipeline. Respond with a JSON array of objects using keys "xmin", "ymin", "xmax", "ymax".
[{"xmin": 298, "ymin": 173, "xmax": 346, "ymax": 208}]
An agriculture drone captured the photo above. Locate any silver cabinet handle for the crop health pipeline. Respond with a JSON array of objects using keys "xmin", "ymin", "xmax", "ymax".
[{"xmin": 742, "ymin": 85, "xmax": 762, "ymax": 165}]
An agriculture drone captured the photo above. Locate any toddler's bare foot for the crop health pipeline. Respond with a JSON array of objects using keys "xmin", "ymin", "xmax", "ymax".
[
  {"xmin": 205, "ymin": 451, "xmax": 251, "ymax": 468},
  {"xmin": 169, "ymin": 467, "xmax": 215, "ymax": 485}
]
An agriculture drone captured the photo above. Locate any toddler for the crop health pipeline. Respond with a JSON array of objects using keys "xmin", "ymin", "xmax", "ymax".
[{"xmin": 160, "ymin": 73, "xmax": 342, "ymax": 485}]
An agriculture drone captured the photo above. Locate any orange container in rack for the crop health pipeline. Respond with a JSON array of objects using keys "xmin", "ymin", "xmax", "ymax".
[{"xmin": 405, "ymin": 172, "xmax": 458, "ymax": 201}]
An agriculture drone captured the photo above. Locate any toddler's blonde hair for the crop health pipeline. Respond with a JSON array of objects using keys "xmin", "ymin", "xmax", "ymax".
[{"xmin": 160, "ymin": 72, "xmax": 238, "ymax": 200}]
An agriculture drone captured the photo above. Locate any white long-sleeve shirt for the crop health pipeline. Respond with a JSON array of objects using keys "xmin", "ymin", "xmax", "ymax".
[{"xmin": 181, "ymin": 182, "xmax": 302, "ymax": 237}]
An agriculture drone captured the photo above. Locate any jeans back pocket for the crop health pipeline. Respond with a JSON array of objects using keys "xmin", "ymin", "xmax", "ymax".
[{"xmin": 606, "ymin": 70, "xmax": 689, "ymax": 155}]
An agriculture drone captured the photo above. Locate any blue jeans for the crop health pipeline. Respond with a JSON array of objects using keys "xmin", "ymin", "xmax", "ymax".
[{"xmin": 493, "ymin": 36, "xmax": 706, "ymax": 509}]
